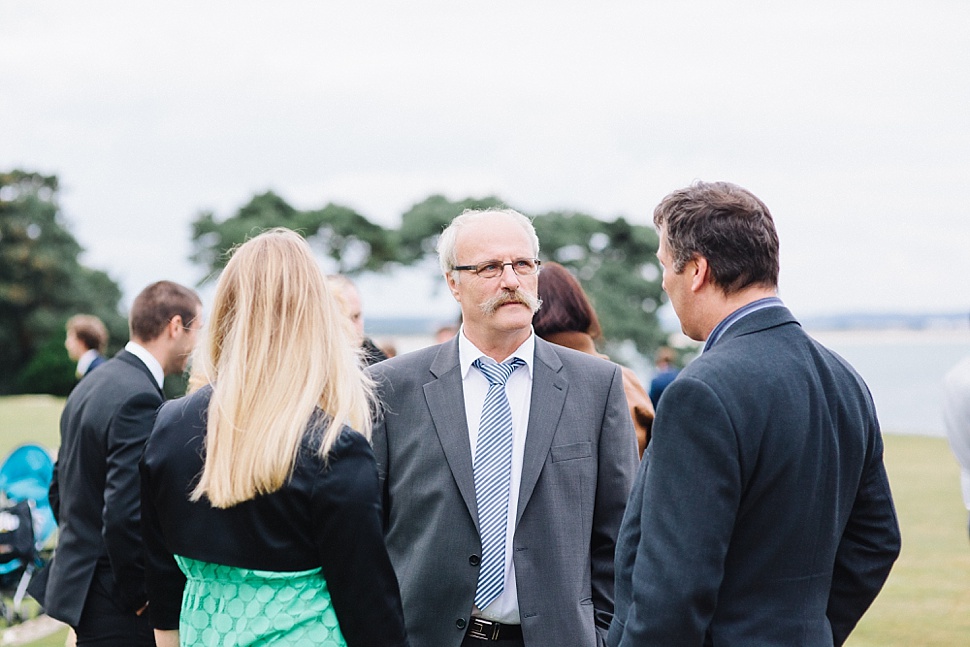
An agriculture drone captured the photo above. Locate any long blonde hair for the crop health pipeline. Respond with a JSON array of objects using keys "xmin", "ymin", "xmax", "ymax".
[{"xmin": 189, "ymin": 228, "xmax": 374, "ymax": 508}]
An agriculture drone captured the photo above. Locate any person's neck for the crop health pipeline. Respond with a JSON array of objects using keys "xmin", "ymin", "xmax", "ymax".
[
  {"xmin": 132, "ymin": 337, "xmax": 171, "ymax": 376},
  {"xmin": 463, "ymin": 327, "xmax": 531, "ymax": 362},
  {"xmin": 699, "ymin": 286, "xmax": 778, "ymax": 341}
]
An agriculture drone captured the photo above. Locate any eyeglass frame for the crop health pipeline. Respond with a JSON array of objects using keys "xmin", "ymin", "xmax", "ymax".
[{"xmin": 451, "ymin": 258, "xmax": 542, "ymax": 279}]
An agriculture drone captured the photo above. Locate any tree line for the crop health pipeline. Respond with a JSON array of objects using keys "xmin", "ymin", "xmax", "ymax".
[{"xmin": 1, "ymin": 169, "xmax": 666, "ymax": 395}]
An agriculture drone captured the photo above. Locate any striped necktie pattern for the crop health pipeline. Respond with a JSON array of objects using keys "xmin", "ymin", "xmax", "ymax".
[{"xmin": 472, "ymin": 356, "xmax": 525, "ymax": 610}]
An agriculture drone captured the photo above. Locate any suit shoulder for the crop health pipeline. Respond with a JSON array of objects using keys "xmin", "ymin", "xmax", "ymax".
[
  {"xmin": 542, "ymin": 341, "xmax": 619, "ymax": 375},
  {"xmin": 157, "ymin": 386, "xmax": 211, "ymax": 426},
  {"xmin": 66, "ymin": 357, "xmax": 155, "ymax": 405},
  {"xmin": 367, "ymin": 343, "xmax": 440, "ymax": 380}
]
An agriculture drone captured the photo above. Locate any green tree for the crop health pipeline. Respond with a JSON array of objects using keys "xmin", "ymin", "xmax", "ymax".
[
  {"xmin": 532, "ymin": 211, "xmax": 665, "ymax": 357},
  {"xmin": 395, "ymin": 196, "xmax": 665, "ymax": 355},
  {"xmin": 188, "ymin": 190, "xmax": 666, "ymax": 359},
  {"xmin": 0, "ymin": 170, "xmax": 127, "ymax": 394},
  {"xmin": 189, "ymin": 191, "xmax": 396, "ymax": 281},
  {"xmin": 397, "ymin": 194, "xmax": 506, "ymax": 264}
]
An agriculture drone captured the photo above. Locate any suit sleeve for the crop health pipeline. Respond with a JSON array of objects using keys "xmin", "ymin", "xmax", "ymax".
[
  {"xmin": 826, "ymin": 431, "xmax": 901, "ymax": 645},
  {"xmin": 591, "ymin": 365, "xmax": 640, "ymax": 641},
  {"xmin": 313, "ymin": 432, "xmax": 409, "ymax": 647},
  {"xmin": 617, "ymin": 376, "xmax": 740, "ymax": 646},
  {"xmin": 102, "ymin": 389, "xmax": 160, "ymax": 612},
  {"xmin": 140, "ymin": 446, "xmax": 186, "ymax": 630},
  {"xmin": 366, "ymin": 365, "xmax": 392, "ymax": 530}
]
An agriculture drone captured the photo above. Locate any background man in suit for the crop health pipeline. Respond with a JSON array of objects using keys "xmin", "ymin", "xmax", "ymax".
[
  {"xmin": 369, "ymin": 208, "xmax": 638, "ymax": 647},
  {"xmin": 609, "ymin": 182, "xmax": 901, "ymax": 647},
  {"xmin": 44, "ymin": 280, "xmax": 202, "ymax": 646},
  {"xmin": 65, "ymin": 314, "xmax": 109, "ymax": 378}
]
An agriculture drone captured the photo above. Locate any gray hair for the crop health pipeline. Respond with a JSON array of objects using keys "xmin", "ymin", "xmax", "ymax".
[{"xmin": 436, "ymin": 208, "xmax": 540, "ymax": 282}]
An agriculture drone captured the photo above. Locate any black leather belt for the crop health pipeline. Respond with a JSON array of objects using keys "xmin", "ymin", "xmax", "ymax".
[{"xmin": 466, "ymin": 617, "xmax": 523, "ymax": 641}]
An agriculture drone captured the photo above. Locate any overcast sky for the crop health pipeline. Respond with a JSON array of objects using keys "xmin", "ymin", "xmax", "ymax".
[{"xmin": 2, "ymin": 1, "xmax": 968, "ymax": 322}]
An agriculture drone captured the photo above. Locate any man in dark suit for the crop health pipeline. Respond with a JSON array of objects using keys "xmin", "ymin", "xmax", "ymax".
[
  {"xmin": 608, "ymin": 182, "xmax": 901, "ymax": 646},
  {"xmin": 65, "ymin": 314, "xmax": 109, "ymax": 378},
  {"xmin": 368, "ymin": 208, "xmax": 639, "ymax": 647},
  {"xmin": 44, "ymin": 281, "xmax": 202, "ymax": 646}
]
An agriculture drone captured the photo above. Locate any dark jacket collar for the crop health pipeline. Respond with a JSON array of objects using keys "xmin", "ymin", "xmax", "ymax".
[{"xmin": 114, "ymin": 349, "xmax": 166, "ymax": 398}]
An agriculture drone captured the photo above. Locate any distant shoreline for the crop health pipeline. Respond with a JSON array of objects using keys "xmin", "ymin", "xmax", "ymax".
[{"xmin": 808, "ymin": 328, "xmax": 970, "ymax": 345}]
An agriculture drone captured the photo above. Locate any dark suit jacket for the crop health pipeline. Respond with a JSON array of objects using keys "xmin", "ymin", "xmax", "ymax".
[
  {"xmin": 44, "ymin": 350, "xmax": 163, "ymax": 627},
  {"xmin": 368, "ymin": 336, "xmax": 639, "ymax": 647},
  {"xmin": 608, "ymin": 306, "xmax": 901, "ymax": 647}
]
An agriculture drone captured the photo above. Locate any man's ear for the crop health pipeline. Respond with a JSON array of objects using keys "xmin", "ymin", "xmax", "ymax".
[
  {"xmin": 690, "ymin": 256, "xmax": 710, "ymax": 293},
  {"xmin": 168, "ymin": 315, "xmax": 184, "ymax": 338},
  {"xmin": 446, "ymin": 273, "xmax": 461, "ymax": 301}
]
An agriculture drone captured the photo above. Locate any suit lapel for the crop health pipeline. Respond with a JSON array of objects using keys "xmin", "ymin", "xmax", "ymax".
[
  {"xmin": 424, "ymin": 340, "xmax": 479, "ymax": 528},
  {"xmin": 516, "ymin": 338, "xmax": 567, "ymax": 525}
]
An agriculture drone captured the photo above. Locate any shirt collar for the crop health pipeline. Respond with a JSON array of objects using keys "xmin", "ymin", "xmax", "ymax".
[
  {"xmin": 124, "ymin": 341, "xmax": 165, "ymax": 389},
  {"xmin": 703, "ymin": 296, "xmax": 785, "ymax": 353},
  {"xmin": 458, "ymin": 325, "xmax": 535, "ymax": 379},
  {"xmin": 76, "ymin": 348, "xmax": 99, "ymax": 376}
]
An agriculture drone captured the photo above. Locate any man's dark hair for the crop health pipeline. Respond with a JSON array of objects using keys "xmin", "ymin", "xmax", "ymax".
[
  {"xmin": 67, "ymin": 314, "xmax": 109, "ymax": 353},
  {"xmin": 654, "ymin": 180, "xmax": 780, "ymax": 294},
  {"xmin": 129, "ymin": 281, "xmax": 201, "ymax": 342},
  {"xmin": 533, "ymin": 262, "xmax": 603, "ymax": 339}
]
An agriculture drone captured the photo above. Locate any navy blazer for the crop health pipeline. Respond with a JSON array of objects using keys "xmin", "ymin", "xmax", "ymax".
[{"xmin": 609, "ymin": 306, "xmax": 900, "ymax": 647}]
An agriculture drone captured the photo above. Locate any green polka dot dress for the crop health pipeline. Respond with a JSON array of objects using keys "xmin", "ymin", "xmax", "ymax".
[{"xmin": 175, "ymin": 555, "xmax": 346, "ymax": 646}]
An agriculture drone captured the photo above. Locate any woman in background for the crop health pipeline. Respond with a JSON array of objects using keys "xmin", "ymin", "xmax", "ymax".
[
  {"xmin": 533, "ymin": 261, "xmax": 654, "ymax": 456},
  {"xmin": 141, "ymin": 228, "xmax": 409, "ymax": 647}
]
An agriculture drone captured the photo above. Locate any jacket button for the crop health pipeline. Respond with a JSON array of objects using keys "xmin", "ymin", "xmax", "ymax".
[
  {"xmin": 469, "ymin": 554, "xmax": 481, "ymax": 566},
  {"xmin": 456, "ymin": 618, "xmax": 467, "ymax": 630}
]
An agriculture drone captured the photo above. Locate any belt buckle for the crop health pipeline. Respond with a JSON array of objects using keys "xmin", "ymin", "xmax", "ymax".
[{"xmin": 467, "ymin": 617, "xmax": 501, "ymax": 640}]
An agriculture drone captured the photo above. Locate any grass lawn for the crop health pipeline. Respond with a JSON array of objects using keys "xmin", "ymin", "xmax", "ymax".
[
  {"xmin": 0, "ymin": 395, "xmax": 63, "ymax": 457},
  {"xmin": 1, "ymin": 396, "xmax": 968, "ymax": 646},
  {"xmin": 846, "ymin": 434, "xmax": 970, "ymax": 646}
]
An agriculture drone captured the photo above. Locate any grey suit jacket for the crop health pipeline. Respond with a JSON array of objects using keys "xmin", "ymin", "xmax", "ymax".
[
  {"xmin": 45, "ymin": 350, "xmax": 164, "ymax": 626},
  {"xmin": 369, "ymin": 335, "xmax": 638, "ymax": 647},
  {"xmin": 608, "ymin": 306, "xmax": 901, "ymax": 647}
]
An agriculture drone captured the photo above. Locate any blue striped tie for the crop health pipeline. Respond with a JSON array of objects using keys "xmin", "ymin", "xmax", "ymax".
[{"xmin": 472, "ymin": 356, "xmax": 525, "ymax": 610}]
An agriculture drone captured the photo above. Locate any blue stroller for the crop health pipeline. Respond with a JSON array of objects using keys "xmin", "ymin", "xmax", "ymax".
[{"xmin": 0, "ymin": 444, "xmax": 56, "ymax": 624}]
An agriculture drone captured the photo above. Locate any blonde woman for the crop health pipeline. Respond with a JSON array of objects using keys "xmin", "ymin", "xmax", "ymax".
[{"xmin": 140, "ymin": 229, "xmax": 409, "ymax": 647}]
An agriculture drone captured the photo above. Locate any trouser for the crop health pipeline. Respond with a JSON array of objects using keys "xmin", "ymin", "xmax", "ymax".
[{"xmin": 73, "ymin": 568, "xmax": 154, "ymax": 647}]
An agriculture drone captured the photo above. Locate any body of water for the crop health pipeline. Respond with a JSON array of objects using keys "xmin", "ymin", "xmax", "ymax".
[
  {"xmin": 370, "ymin": 324, "xmax": 970, "ymax": 438},
  {"xmin": 808, "ymin": 329, "xmax": 970, "ymax": 437}
]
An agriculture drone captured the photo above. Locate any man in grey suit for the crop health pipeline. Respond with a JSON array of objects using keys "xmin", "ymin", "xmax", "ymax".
[
  {"xmin": 608, "ymin": 182, "xmax": 901, "ymax": 646},
  {"xmin": 44, "ymin": 281, "xmax": 202, "ymax": 646},
  {"xmin": 369, "ymin": 208, "xmax": 639, "ymax": 647}
]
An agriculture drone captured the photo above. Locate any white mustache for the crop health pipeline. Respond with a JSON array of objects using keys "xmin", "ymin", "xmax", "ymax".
[{"xmin": 480, "ymin": 290, "xmax": 542, "ymax": 316}]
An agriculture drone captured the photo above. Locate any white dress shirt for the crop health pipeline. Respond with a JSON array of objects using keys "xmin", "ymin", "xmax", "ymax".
[
  {"xmin": 75, "ymin": 348, "xmax": 99, "ymax": 377},
  {"xmin": 124, "ymin": 341, "xmax": 165, "ymax": 390},
  {"xmin": 458, "ymin": 327, "xmax": 534, "ymax": 624}
]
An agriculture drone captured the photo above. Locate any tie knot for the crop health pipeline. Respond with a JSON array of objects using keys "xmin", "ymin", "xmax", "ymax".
[{"xmin": 474, "ymin": 357, "xmax": 525, "ymax": 386}]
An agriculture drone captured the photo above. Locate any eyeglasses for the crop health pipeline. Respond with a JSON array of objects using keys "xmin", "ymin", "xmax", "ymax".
[{"xmin": 452, "ymin": 258, "xmax": 542, "ymax": 279}]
